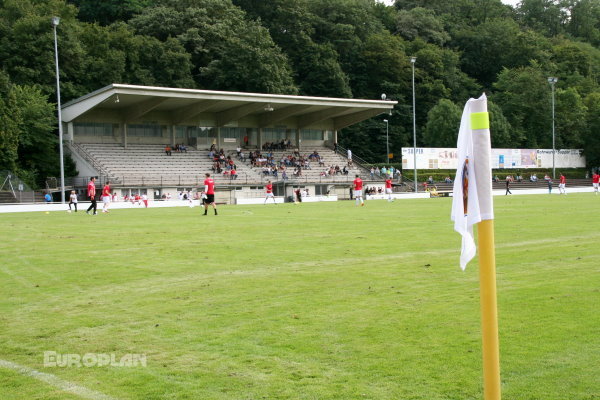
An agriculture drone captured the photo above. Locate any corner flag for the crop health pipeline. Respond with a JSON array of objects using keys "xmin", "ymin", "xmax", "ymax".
[
  {"xmin": 451, "ymin": 93, "xmax": 501, "ymax": 400},
  {"xmin": 451, "ymin": 93, "xmax": 494, "ymax": 270}
]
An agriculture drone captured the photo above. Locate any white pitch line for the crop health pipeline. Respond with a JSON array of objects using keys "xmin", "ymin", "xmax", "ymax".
[{"xmin": 0, "ymin": 359, "xmax": 117, "ymax": 400}]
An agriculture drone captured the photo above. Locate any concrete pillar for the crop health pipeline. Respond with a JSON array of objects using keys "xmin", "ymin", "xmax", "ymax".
[
  {"xmin": 66, "ymin": 122, "xmax": 74, "ymax": 143},
  {"xmin": 258, "ymin": 128, "xmax": 263, "ymax": 149},
  {"xmin": 122, "ymin": 123, "xmax": 128, "ymax": 148},
  {"xmin": 217, "ymin": 127, "xmax": 221, "ymax": 149},
  {"xmin": 296, "ymin": 128, "xmax": 301, "ymax": 150},
  {"xmin": 171, "ymin": 125, "xmax": 176, "ymax": 145}
]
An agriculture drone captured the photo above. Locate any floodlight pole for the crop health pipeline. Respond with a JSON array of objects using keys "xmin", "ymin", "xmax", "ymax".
[
  {"xmin": 548, "ymin": 77, "xmax": 558, "ymax": 179},
  {"xmin": 411, "ymin": 56, "xmax": 417, "ymax": 192},
  {"xmin": 383, "ymin": 119, "xmax": 389, "ymax": 164},
  {"xmin": 52, "ymin": 16, "xmax": 65, "ymax": 203}
]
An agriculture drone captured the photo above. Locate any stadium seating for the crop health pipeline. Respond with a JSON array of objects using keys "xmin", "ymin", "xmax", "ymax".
[{"xmin": 73, "ymin": 143, "xmax": 374, "ymax": 186}]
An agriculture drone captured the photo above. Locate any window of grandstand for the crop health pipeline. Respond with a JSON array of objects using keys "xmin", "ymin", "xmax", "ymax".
[
  {"xmin": 128, "ymin": 123, "xmax": 163, "ymax": 137},
  {"xmin": 263, "ymin": 127, "xmax": 287, "ymax": 142},
  {"xmin": 73, "ymin": 122, "xmax": 114, "ymax": 136},
  {"xmin": 301, "ymin": 129, "xmax": 324, "ymax": 141},
  {"xmin": 221, "ymin": 127, "xmax": 253, "ymax": 141},
  {"xmin": 314, "ymin": 185, "xmax": 329, "ymax": 195}
]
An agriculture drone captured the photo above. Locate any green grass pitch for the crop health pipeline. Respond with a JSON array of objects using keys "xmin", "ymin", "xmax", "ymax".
[{"xmin": 0, "ymin": 194, "xmax": 598, "ymax": 400}]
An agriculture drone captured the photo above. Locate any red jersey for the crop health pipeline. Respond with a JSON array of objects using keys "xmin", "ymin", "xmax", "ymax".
[
  {"xmin": 560, "ymin": 175, "xmax": 566, "ymax": 184},
  {"xmin": 87, "ymin": 181, "xmax": 96, "ymax": 198},
  {"xmin": 204, "ymin": 178, "xmax": 215, "ymax": 195},
  {"xmin": 385, "ymin": 179, "xmax": 392, "ymax": 189},
  {"xmin": 593, "ymin": 174, "xmax": 599, "ymax": 184},
  {"xmin": 102, "ymin": 185, "xmax": 111, "ymax": 197},
  {"xmin": 266, "ymin": 183, "xmax": 273, "ymax": 193},
  {"xmin": 353, "ymin": 178, "xmax": 363, "ymax": 190}
]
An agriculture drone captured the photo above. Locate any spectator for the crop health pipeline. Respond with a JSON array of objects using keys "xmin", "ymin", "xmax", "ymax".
[
  {"xmin": 230, "ymin": 168, "xmax": 237, "ymax": 180},
  {"xmin": 44, "ymin": 192, "xmax": 52, "ymax": 203},
  {"xmin": 427, "ymin": 176, "xmax": 434, "ymax": 184},
  {"xmin": 444, "ymin": 176, "xmax": 452, "ymax": 183},
  {"xmin": 180, "ymin": 144, "xmax": 187, "ymax": 153},
  {"xmin": 370, "ymin": 167, "xmax": 375, "ymax": 179},
  {"xmin": 530, "ymin": 174, "xmax": 538, "ymax": 182},
  {"xmin": 165, "ymin": 145, "xmax": 172, "ymax": 156}
]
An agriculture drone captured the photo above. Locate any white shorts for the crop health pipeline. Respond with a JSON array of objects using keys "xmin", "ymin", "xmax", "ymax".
[
  {"xmin": 102, "ymin": 196, "xmax": 111, "ymax": 204},
  {"xmin": 558, "ymin": 183, "xmax": 565, "ymax": 189},
  {"xmin": 385, "ymin": 188, "xmax": 392, "ymax": 194},
  {"xmin": 354, "ymin": 190, "xmax": 362, "ymax": 197},
  {"xmin": 265, "ymin": 193, "xmax": 274, "ymax": 198},
  {"xmin": 593, "ymin": 183, "xmax": 598, "ymax": 189}
]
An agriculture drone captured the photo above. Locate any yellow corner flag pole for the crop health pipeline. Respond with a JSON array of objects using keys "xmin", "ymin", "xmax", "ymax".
[
  {"xmin": 478, "ymin": 220, "xmax": 501, "ymax": 400},
  {"xmin": 471, "ymin": 103, "xmax": 501, "ymax": 400},
  {"xmin": 453, "ymin": 95, "xmax": 501, "ymax": 399}
]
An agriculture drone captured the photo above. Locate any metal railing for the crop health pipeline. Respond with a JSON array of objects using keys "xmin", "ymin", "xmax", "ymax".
[
  {"xmin": 329, "ymin": 144, "xmax": 383, "ymax": 180},
  {"xmin": 69, "ymin": 143, "xmax": 117, "ymax": 181}
]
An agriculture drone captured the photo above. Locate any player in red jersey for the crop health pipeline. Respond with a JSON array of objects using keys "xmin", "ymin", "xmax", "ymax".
[
  {"xmin": 385, "ymin": 178, "xmax": 394, "ymax": 202},
  {"xmin": 592, "ymin": 172, "xmax": 599, "ymax": 195},
  {"xmin": 101, "ymin": 181, "xmax": 111, "ymax": 213},
  {"xmin": 203, "ymin": 173, "xmax": 217, "ymax": 215},
  {"xmin": 86, "ymin": 177, "xmax": 97, "ymax": 215},
  {"xmin": 353, "ymin": 174, "xmax": 364, "ymax": 206},
  {"xmin": 558, "ymin": 173, "xmax": 567, "ymax": 195},
  {"xmin": 264, "ymin": 180, "xmax": 277, "ymax": 204}
]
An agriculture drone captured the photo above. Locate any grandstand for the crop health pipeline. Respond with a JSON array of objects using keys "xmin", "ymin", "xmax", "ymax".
[
  {"xmin": 57, "ymin": 84, "xmax": 396, "ymax": 203},
  {"xmin": 71, "ymin": 143, "xmax": 372, "ymax": 186}
]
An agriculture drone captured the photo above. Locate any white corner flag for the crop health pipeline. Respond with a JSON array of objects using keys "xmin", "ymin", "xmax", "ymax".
[{"xmin": 451, "ymin": 94, "xmax": 494, "ymax": 270}]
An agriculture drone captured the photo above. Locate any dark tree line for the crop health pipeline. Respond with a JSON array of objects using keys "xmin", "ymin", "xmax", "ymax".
[{"xmin": 1, "ymin": 0, "xmax": 599, "ymax": 187}]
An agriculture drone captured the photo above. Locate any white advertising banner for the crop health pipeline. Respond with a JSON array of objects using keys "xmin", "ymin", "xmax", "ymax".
[{"xmin": 402, "ymin": 148, "xmax": 584, "ymax": 169}]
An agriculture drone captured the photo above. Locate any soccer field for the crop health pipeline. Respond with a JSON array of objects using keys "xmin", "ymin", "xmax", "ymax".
[{"xmin": 0, "ymin": 194, "xmax": 598, "ymax": 400}]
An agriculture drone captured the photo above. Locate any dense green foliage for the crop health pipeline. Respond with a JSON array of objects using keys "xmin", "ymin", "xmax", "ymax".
[{"xmin": 1, "ymin": 0, "xmax": 599, "ymax": 185}]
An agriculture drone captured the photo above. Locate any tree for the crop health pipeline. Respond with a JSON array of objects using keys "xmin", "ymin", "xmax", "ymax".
[
  {"xmin": 423, "ymin": 98, "xmax": 461, "ymax": 147},
  {"xmin": 0, "ymin": 0, "xmax": 194, "ymax": 102},
  {"xmin": 583, "ymin": 91, "xmax": 600, "ymax": 167},
  {"xmin": 0, "ymin": 73, "xmax": 21, "ymax": 172},
  {"xmin": 129, "ymin": 0, "xmax": 297, "ymax": 94},
  {"xmin": 67, "ymin": 0, "xmax": 153, "ymax": 25},
  {"xmin": 13, "ymin": 85, "xmax": 57, "ymax": 174},
  {"xmin": 395, "ymin": 7, "xmax": 450, "ymax": 46},
  {"xmin": 567, "ymin": 0, "xmax": 600, "ymax": 46},
  {"xmin": 452, "ymin": 18, "xmax": 552, "ymax": 89},
  {"xmin": 488, "ymin": 100, "xmax": 515, "ymax": 147},
  {"xmin": 516, "ymin": 0, "xmax": 568, "ymax": 37},
  {"xmin": 492, "ymin": 65, "xmax": 551, "ymax": 148},
  {"xmin": 554, "ymin": 87, "xmax": 587, "ymax": 148}
]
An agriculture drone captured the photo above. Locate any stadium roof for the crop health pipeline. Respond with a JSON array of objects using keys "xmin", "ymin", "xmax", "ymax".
[{"xmin": 62, "ymin": 84, "xmax": 396, "ymax": 131}]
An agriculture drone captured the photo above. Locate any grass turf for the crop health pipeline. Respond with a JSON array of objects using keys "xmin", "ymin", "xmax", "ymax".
[{"xmin": 0, "ymin": 194, "xmax": 598, "ymax": 400}]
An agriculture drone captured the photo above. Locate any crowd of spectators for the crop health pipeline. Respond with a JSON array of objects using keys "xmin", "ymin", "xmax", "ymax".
[
  {"xmin": 261, "ymin": 139, "xmax": 292, "ymax": 151},
  {"xmin": 369, "ymin": 166, "xmax": 402, "ymax": 180},
  {"xmin": 164, "ymin": 143, "xmax": 187, "ymax": 155},
  {"xmin": 241, "ymin": 148, "xmax": 356, "ymax": 180},
  {"xmin": 208, "ymin": 146, "xmax": 238, "ymax": 179}
]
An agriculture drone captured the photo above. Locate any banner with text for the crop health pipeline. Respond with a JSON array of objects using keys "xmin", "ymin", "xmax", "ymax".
[{"xmin": 401, "ymin": 148, "xmax": 584, "ymax": 170}]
